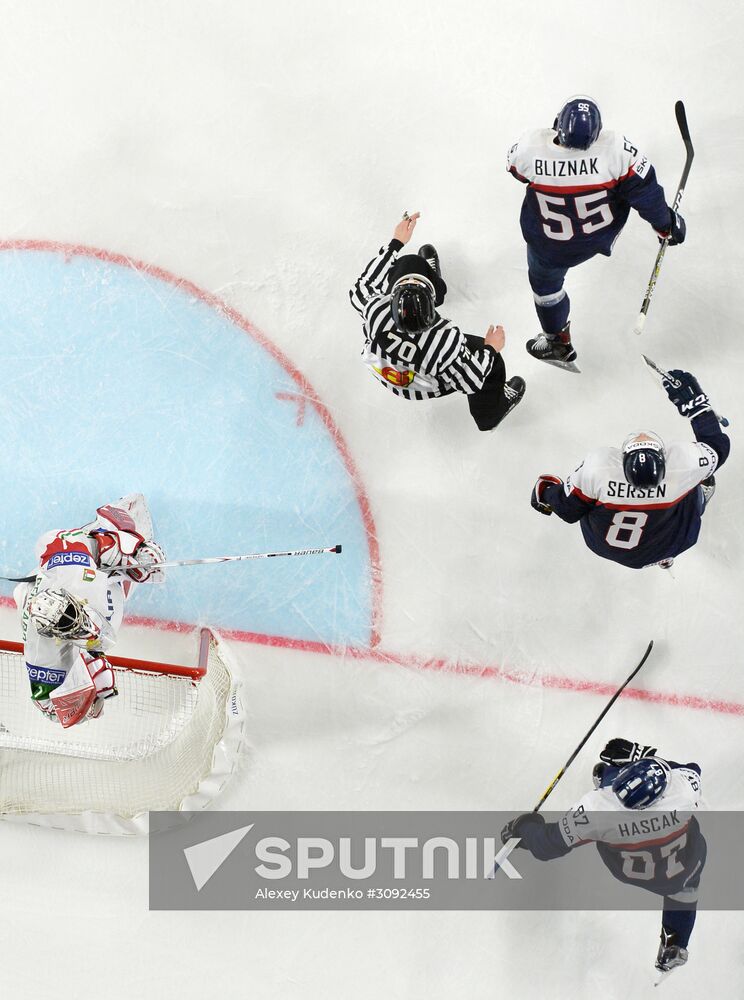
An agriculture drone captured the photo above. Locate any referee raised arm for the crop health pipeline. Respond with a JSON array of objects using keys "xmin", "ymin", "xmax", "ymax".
[{"xmin": 350, "ymin": 212, "xmax": 525, "ymax": 431}]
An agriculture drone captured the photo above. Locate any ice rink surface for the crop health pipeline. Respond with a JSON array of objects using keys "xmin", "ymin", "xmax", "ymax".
[{"xmin": 1, "ymin": 1, "xmax": 743, "ymax": 997}]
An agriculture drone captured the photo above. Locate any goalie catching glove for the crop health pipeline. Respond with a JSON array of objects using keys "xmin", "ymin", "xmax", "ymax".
[
  {"xmin": 531, "ymin": 475, "xmax": 563, "ymax": 516},
  {"xmin": 662, "ymin": 370, "xmax": 712, "ymax": 420}
]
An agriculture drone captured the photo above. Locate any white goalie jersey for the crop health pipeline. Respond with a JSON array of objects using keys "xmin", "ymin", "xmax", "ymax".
[{"xmin": 14, "ymin": 494, "xmax": 165, "ymax": 728}]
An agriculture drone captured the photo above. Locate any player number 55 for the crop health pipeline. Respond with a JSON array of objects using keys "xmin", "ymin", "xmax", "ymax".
[{"xmin": 536, "ymin": 191, "xmax": 614, "ymax": 241}]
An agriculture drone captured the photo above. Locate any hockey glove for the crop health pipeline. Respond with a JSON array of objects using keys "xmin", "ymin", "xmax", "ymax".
[
  {"xmin": 501, "ymin": 812, "xmax": 545, "ymax": 846},
  {"xmin": 599, "ymin": 738, "xmax": 657, "ymax": 768},
  {"xmin": 662, "ymin": 369, "xmax": 711, "ymax": 419},
  {"xmin": 655, "ymin": 208, "xmax": 686, "ymax": 246},
  {"xmin": 531, "ymin": 475, "xmax": 563, "ymax": 516}
]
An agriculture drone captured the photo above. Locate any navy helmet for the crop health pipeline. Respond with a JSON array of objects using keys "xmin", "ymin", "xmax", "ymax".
[
  {"xmin": 391, "ymin": 275, "xmax": 436, "ymax": 335},
  {"xmin": 554, "ymin": 95, "xmax": 602, "ymax": 150},
  {"xmin": 612, "ymin": 758, "xmax": 671, "ymax": 810},
  {"xmin": 622, "ymin": 431, "xmax": 666, "ymax": 489}
]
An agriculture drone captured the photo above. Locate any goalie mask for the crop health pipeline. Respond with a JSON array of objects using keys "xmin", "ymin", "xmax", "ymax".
[{"xmin": 28, "ymin": 588, "xmax": 100, "ymax": 641}]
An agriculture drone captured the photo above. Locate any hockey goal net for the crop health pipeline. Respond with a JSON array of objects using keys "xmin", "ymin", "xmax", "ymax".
[{"xmin": 0, "ymin": 628, "xmax": 244, "ymax": 834}]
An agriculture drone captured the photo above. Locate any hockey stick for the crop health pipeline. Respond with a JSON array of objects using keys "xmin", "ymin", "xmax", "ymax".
[
  {"xmin": 642, "ymin": 355, "xmax": 730, "ymax": 427},
  {"xmin": 489, "ymin": 640, "xmax": 654, "ymax": 878},
  {"xmin": 632, "ymin": 101, "xmax": 694, "ymax": 336},
  {"xmin": 2, "ymin": 544, "xmax": 343, "ymax": 583},
  {"xmin": 99, "ymin": 544, "xmax": 342, "ymax": 575}
]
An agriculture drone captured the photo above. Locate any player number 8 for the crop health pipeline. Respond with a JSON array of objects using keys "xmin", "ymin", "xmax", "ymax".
[{"xmin": 605, "ymin": 511, "xmax": 648, "ymax": 549}]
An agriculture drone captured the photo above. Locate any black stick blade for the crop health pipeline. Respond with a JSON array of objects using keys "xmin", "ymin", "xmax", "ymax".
[{"xmin": 675, "ymin": 100, "xmax": 693, "ymax": 154}]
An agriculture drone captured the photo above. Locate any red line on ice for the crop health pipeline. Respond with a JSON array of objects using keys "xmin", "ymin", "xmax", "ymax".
[
  {"xmin": 1, "ymin": 595, "xmax": 740, "ymax": 718},
  {"xmin": 0, "ymin": 239, "xmax": 383, "ymax": 648}
]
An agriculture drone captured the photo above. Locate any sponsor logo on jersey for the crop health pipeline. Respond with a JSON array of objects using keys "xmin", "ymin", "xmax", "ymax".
[
  {"xmin": 374, "ymin": 365, "xmax": 415, "ymax": 388},
  {"xmin": 44, "ymin": 550, "xmax": 94, "ymax": 570},
  {"xmin": 533, "ymin": 157, "xmax": 599, "ymax": 177},
  {"xmin": 26, "ymin": 663, "xmax": 67, "ymax": 686}
]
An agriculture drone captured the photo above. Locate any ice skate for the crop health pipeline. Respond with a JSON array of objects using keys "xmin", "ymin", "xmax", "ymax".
[
  {"xmin": 526, "ymin": 331, "xmax": 580, "ymax": 373},
  {"xmin": 418, "ymin": 244, "xmax": 441, "ymax": 277},
  {"xmin": 485, "ymin": 376, "xmax": 526, "ymax": 431}
]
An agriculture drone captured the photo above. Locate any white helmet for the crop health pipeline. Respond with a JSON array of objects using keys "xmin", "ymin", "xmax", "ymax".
[{"xmin": 28, "ymin": 589, "xmax": 99, "ymax": 640}]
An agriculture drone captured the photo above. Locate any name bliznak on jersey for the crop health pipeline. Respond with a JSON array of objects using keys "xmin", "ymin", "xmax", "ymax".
[{"xmin": 533, "ymin": 158, "xmax": 599, "ymax": 177}]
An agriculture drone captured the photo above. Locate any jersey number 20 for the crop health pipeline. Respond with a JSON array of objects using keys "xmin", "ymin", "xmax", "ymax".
[
  {"xmin": 606, "ymin": 511, "xmax": 647, "ymax": 549},
  {"xmin": 536, "ymin": 191, "xmax": 614, "ymax": 242}
]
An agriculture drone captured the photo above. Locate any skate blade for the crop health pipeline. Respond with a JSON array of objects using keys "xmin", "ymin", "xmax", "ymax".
[
  {"xmin": 654, "ymin": 967, "xmax": 677, "ymax": 987},
  {"xmin": 536, "ymin": 357, "xmax": 582, "ymax": 374}
]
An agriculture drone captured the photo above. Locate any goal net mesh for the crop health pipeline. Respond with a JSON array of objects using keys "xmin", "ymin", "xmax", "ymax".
[{"xmin": 0, "ymin": 631, "xmax": 236, "ymax": 824}]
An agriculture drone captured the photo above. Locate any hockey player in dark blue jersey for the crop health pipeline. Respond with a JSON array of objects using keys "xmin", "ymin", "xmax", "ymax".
[
  {"xmin": 507, "ymin": 96, "xmax": 686, "ymax": 371},
  {"xmin": 530, "ymin": 370, "xmax": 729, "ymax": 569},
  {"xmin": 501, "ymin": 738, "xmax": 705, "ymax": 975}
]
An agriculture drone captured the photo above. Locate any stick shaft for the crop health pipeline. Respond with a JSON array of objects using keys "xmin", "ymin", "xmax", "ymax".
[
  {"xmin": 636, "ymin": 101, "xmax": 694, "ymax": 326},
  {"xmin": 3, "ymin": 545, "xmax": 343, "ymax": 583},
  {"xmin": 107, "ymin": 544, "xmax": 343, "ymax": 573},
  {"xmin": 532, "ymin": 640, "xmax": 654, "ymax": 813}
]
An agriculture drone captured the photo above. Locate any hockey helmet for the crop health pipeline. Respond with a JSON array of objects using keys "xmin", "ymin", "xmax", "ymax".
[
  {"xmin": 391, "ymin": 275, "xmax": 436, "ymax": 335},
  {"xmin": 612, "ymin": 757, "xmax": 671, "ymax": 810},
  {"xmin": 28, "ymin": 588, "xmax": 96, "ymax": 640},
  {"xmin": 554, "ymin": 96, "xmax": 602, "ymax": 150},
  {"xmin": 622, "ymin": 431, "xmax": 666, "ymax": 489}
]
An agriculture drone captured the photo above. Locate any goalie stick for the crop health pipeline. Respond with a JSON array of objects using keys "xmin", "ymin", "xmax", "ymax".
[
  {"xmin": 2, "ymin": 544, "xmax": 343, "ymax": 583},
  {"xmin": 489, "ymin": 639, "xmax": 654, "ymax": 878},
  {"xmin": 642, "ymin": 354, "xmax": 730, "ymax": 427},
  {"xmin": 633, "ymin": 101, "xmax": 694, "ymax": 336}
]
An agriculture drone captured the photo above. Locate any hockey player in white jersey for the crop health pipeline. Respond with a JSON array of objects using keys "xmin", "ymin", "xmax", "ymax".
[
  {"xmin": 530, "ymin": 370, "xmax": 729, "ymax": 568},
  {"xmin": 507, "ymin": 96, "xmax": 686, "ymax": 371},
  {"xmin": 501, "ymin": 738, "xmax": 705, "ymax": 974},
  {"xmin": 14, "ymin": 494, "xmax": 165, "ymax": 728}
]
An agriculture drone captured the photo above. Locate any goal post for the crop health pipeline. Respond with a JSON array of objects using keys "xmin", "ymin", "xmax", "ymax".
[{"xmin": 0, "ymin": 628, "xmax": 245, "ymax": 834}]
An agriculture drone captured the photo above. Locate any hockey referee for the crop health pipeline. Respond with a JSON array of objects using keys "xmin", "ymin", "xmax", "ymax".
[{"xmin": 349, "ymin": 211, "xmax": 526, "ymax": 431}]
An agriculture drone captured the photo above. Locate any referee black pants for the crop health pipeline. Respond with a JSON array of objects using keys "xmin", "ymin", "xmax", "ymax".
[{"xmin": 463, "ymin": 335, "xmax": 509, "ymax": 432}]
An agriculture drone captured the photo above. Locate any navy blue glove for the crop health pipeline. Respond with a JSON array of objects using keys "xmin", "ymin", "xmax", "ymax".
[
  {"xmin": 501, "ymin": 812, "xmax": 545, "ymax": 846},
  {"xmin": 531, "ymin": 475, "xmax": 563, "ymax": 515},
  {"xmin": 662, "ymin": 369, "xmax": 711, "ymax": 419},
  {"xmin": 655, "ymin": 208, "xmax": 686, "ymax": 246}
]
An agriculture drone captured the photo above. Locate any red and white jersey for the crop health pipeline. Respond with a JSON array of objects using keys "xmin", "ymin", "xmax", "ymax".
[{"xmin": 15, "ymin": 529, "xmax": 127, "ymax": 679}]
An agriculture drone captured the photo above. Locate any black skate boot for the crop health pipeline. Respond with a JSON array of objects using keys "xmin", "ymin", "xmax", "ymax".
[
  {"xmin": 701, "ymin": 475, "xmax": 716, "ymax": 508},
  {"xmin": 484, "ymin": 376, "xmax": 526, "ymax": 431},
  {"xmin": 655, "ymin": 928, "xmax": 688, "ymax": 976},
  {"xmin": 418, "ymin": 244, "xmax": 441, "ymax": 277},
  {"xmin": 526, "ymin": 322, "xmax": 580, "ymax": 373}
]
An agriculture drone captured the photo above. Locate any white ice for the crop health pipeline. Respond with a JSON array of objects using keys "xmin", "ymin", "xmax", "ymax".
[{"xmin": 1, "ymin": 2, "xmax": 743, "ymax": 998}]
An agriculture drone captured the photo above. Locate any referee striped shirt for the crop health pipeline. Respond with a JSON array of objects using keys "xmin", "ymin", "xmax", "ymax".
[{"xmin": 349, "ymin": 239, "xmax": 496, "ymax": 401}]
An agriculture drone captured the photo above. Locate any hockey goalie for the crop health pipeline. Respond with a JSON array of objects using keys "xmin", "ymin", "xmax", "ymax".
[{"xmin": 13, "ymin": 494, "xmax": 166, "ymax": 728}]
